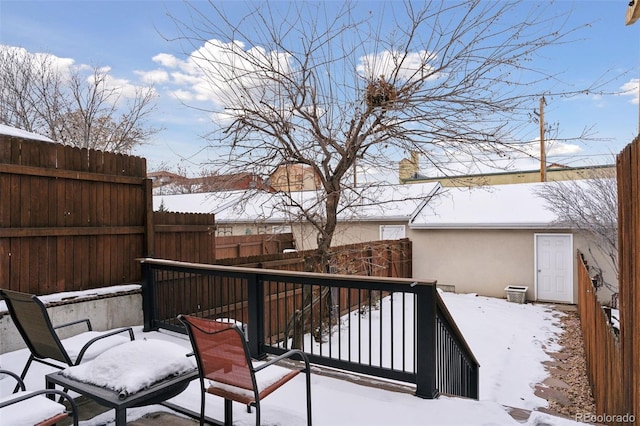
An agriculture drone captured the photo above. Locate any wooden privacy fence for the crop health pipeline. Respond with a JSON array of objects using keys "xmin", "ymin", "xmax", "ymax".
[
  {"xmin": 215, "ymin": 233, "xmax": 295, "ymax": 259},
  {"xmin": 151, "ymin": 211, "xmax": 216, "ymax": 264},
  {"xmin": 616, "ymin": 136, "xmax": 640, "ymax": 423},
  {"xmin": 1, "ymin": 135, "xmax": 415, "ymax": 298},
  {"xmin": 580, "ymin": 135, "xmax": 640, "ymax": 425},
  {"xmin": 0, "ymin": 135, "xmax": 148, "ymax": 294},
  {"xmin": 0, "ymin": 135, "xmax": 291, "ymax": 295},
  {"xmin": 162, "ymin": 239, "xmax": 413, "ymax": 342},
  {"xmin": 577, "ymin": 253, "xmax": 624, "ymax": 420},
  {"xmin": 217, "ymin": 239, "xmax": 412, "ymax": 277}
]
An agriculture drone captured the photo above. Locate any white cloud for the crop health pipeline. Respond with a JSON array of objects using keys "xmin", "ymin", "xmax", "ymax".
[
  {"xmin": 136, "ymin": 69, "xmax": 169, "ymax": 84},
  {"xmin": 546, "ymin": 141, "xmax": 582, "ymax": 156},
  {"xmin": 170, "ymin": 89, "xmax": 194, "ymax": 101},
  {"xmin": 152, "ymin": 53, "xmax": 181, "ymax": 68},
  {"xmin": 357, "ymin": 50, "xmax": 437, "ymax": 81},
  {"xmin": 151, "ymin": 38, "xmax": 293, "ymax": 110},
  {"xmin": 621, "ymin": 78, "xmax": 639, "ymax": 105},
  {"xmin": 1, "ymin": 45, "xmax": 76, "ymax": 78},
  {"xmin": 86, "ymin": 72, "xmax": 156, "ymax": 101}
]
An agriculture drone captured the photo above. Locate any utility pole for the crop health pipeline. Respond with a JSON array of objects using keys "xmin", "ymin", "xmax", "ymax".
[{"xmin": 539, "ymin": 96, "xmax": 546, "ymax": 182}]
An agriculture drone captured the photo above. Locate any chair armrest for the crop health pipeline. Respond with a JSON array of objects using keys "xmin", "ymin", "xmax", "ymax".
[
  {"xmin": 0, "ymin": 369, "xmax": 26, "ymax": 391},
  {"xmin": 54, "ymin": 318, "xmax": 93, "ymax": 331},
  {"xmin": 253, "ymin": 349, "xmax": 310, "ymax": 373},
  {"xmin": 75, "ymin": 327, "xmax": 135, "ymax": 364},
  {"xmin": 0, "ymin": 389, "xmax": 79, "ymax": 426}
]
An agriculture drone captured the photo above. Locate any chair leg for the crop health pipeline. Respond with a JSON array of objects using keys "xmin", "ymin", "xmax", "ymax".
[
  {"xmin": 14, "ymin": 356, "xmax": 34, "ymax": 393},
  {"xmin": 224, "ymin": 399, "xmax": 233, "ymax": 426},
  {"xmin": 306, "ymin": 369, "xmax": 312, "ymax": 426},
  {"xmin": 255, "ymin": 401, "xmax": 260, "ymax": 426},
  {"xmin": 200, "ymin": 390, "xmax": 206, "ymax": 426}
]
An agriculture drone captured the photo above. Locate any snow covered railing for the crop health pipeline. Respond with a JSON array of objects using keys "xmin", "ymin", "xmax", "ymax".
[{"xmin": 138, "ymin": 258, "xmax": 479, "ymax": 400}]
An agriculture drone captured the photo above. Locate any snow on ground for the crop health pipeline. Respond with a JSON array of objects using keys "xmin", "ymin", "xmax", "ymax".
[{"xmin": 0, "ymin": 290, "xmax": 587, "ymax": 425}]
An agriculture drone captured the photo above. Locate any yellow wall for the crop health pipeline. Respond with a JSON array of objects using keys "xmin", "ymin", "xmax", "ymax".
[{"xmin": 403, "ymin": 165, "xmax": 616, "ymax": 187}]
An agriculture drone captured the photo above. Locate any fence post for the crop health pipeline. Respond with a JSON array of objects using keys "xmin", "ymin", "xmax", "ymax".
[
  {"xmin": 247, "ymin": 273, "xmax": 266, "ymax": 360},
  {"xmin": 144, "ymin": 179, "xmax": 154, "ymax": 257},
  {"xmin": 415, "ymin": 283, "xmax": 439, "ymax": 399},
  {"xmin": 141, "ymin": 261, "xmax": 156, "ymax": 332}
]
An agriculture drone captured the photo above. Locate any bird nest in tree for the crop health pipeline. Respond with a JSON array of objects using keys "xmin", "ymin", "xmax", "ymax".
[{"xmin": 365, "ymin": 76, "xmax": 397, "ymax": 108}]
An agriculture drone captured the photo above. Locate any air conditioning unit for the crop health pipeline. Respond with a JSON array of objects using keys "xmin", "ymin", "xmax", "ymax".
[{"xmin": 505, "ymin": 286, "xmax": 528, "ymax": 304}]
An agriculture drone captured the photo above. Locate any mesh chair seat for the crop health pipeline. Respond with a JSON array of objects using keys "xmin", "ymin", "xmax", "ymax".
[
  {"xmin": 0, "ymin": 289, "xmax": 134, "ymax": 391},
  {"xmin": 179, "ymin": 314, "xmax": 312, "ymax": 426},
  {"xmin": 207, "ymin": 361, "xmax": 300, "ymax": 405}
]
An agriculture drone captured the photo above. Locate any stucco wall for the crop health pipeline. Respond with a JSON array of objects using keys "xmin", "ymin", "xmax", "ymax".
[
  {"xmin": 408, "ymin": 228, "xmax": 617, "ymax": 305},
  {"xmin": 409, "ymin": 228, "xmax": 539, "ymax": 300},
  {"xmin": 217, "ymin": 221, "xmax": 400, "ymax": 252}
]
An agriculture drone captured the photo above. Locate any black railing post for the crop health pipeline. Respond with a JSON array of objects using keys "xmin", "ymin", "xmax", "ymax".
[
  {"xmin": 415, "ymin": 283, "xmax": 439, "ymax": 399},
  {"xmin": 471, "ymin": 363, "xmax": 480, "ymax": 399},
  {"xmin": 248, "ymin": 273, "xmax": 266, "ymax": 360},
  {"xmin": 141, "ymin": 261, "xmax": 156, "ymax": 332}
]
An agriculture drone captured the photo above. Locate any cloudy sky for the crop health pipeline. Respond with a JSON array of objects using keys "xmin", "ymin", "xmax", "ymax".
[{"xmin": 1, "ymin": 0, "xmax": 639, "ymax": 178}]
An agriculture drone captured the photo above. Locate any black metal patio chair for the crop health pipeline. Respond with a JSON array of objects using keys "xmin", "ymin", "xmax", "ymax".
[
  {"xmin": 0, "ymin": 289, "xmax": 135, "ymax": 392},
  {"xmin": 0, "ymin": 369, "xmax": 79, "ymax": 426},
  {"xmin": 178, "ymin": 314, "xmax": 312, "ymax": 426}
]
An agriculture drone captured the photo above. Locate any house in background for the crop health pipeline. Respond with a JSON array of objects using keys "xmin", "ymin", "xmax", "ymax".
[
  {"xmin": 150, "ymin": 171, "xmax": 272, "ymax": 195},
  {"xmin": 408, "ymin": 182, "xmax": 617, "ymax": 305},
  {"xmin": 397, "ymin": 151, "xmax": 615, "ymax": 187},
  {"xmin": 151, "ymin": 163, "xmax": 323, "ymax": 195},
  {"xmin": 403, "ymin": 163, "xmax": 616, "ymax": 187},
  {"xmin": 154, "ymin": 180, "xmax": 615, "ymax": 305},
  {"xmin": 270, "ymin": 163, "xmax": 323, "ymax": 192},
  {"xmin": 154, "ymin": 182, "xmax": 440, "ymax": 250}
]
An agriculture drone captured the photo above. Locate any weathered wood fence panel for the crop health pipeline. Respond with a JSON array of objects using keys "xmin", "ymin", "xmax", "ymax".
[
  {"xmin": 0, "ymin": 136, "xmax": 298, "ymax": 295},
  {"xmin": 616, "ymin": 136, "xmax": 640, "ymax": 423},
  {"xmin": 215, "ymin": 233, "xmax": 295, "ymax": 259},
  {"xmin": 0, "ymin": 135, "xmax": 148, "ymax": 293},
  {"xmin": 577, "ymin": 254, "xmax": 624, "ymax": 421},
  {"xmin": 1, "ymin": 134, "xmax": 414, "ymax": 316},
  {"xmin": 213, "ymin": 239, "xmax": 413, "ymax": 338},
  {"xmin": 152, "ymin": 211, "xmax": 216, "ymax": 264}
]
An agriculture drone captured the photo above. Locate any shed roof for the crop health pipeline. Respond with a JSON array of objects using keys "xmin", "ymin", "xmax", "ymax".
[
  {"xmin": 410, "ymin": 181, "xmax": 563, "ymax": 229},
  {"xmin": 154, "ymin": 182, "xmax": 441, "ymax": 223},
  {"xmin": 0, "ymin": 124, "xmax": 53, "ymax": 142}
]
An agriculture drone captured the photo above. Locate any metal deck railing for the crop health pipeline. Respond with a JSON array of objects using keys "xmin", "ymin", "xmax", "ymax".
[{"xmin": 139, "ymin": 258, "xmax": 479, "ymax": 399}]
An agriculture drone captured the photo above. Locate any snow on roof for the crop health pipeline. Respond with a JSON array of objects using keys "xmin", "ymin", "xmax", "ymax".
[
  {"xmin": 0, "ymin": 124, "xmax": 53, "ymax": 142},
  {"xmin": 410, "ymin": 181, "xmax": 563, "ymax": 229},
  {"xmin": 154, "ymin": 182, "xmax": 441, "ymax": 223}
]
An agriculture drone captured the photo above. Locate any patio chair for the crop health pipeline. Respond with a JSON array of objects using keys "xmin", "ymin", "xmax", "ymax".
[
  {"xmin": 0, "ymin": 289, "xmax": 135, "ymax": 392},
  {"xmin": 0, "ymin": 369, "xmax": 79, "ymax": 426},
  {"xmin": 178, "ymin": 315, "xmax": 312, "ymax": 426}
]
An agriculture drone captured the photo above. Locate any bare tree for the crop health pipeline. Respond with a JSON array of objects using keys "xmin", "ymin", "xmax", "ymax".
[
  {"xmin": 536, "ymin": 168, "xmax": 618, "ymax": 293},
  {"xmin": 165, "ymin": 0, "xmax": 617, "ymax": 270},
  {"xmin": 0, "ymin": 46, "xmax": 160, "ymax": 153}
]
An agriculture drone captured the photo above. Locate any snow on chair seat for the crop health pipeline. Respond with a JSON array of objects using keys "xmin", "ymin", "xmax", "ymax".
[{"xmin": 0, "ymin": 369, "xmax": 78, "ymax": 426}]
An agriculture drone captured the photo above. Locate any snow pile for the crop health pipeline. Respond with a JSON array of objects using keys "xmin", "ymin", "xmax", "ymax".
[{"xmin": 60, "ymin": 339, "xmax": 196, "ymax": 398}]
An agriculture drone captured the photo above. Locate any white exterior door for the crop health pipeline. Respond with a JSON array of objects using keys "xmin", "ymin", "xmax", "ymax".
[{"xmin": 535, "ymin": 234, "xmax": 573, "ymax": 303}]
